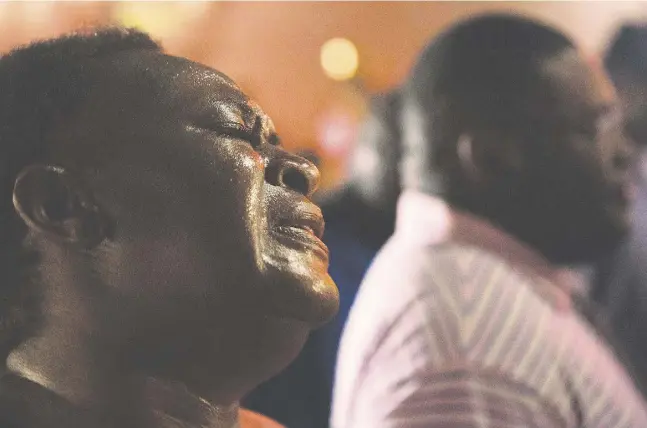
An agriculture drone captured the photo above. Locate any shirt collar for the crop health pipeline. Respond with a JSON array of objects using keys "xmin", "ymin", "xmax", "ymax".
[{"xmin": 395, "ymin": 190, "xmax": 581, "ymax": 309}]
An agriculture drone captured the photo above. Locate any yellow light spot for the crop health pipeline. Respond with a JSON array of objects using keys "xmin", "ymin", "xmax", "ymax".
[
  {"xmin": 114, "ymin": 3, "xmax": 211, "ymax": 38},
  {"xmin": 320, "ymin": 38, "xmax": 359, "ymax": 81}
]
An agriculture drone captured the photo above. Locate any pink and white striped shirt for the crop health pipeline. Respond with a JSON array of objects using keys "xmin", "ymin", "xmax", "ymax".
[{"xmin": 331, "ymin": 190, "xmax": 647, "ymax": 428}]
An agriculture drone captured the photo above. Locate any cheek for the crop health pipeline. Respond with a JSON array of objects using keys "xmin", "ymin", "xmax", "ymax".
[
  {"xmin": 104, "ymin": 145, "xmax": 268, "ymax": 295},
  {"xmin": 192, "ymin": 140, "xmax": 265, "ymax": 211},
  {"xmin": 527, "ymin": 138, "xmax": 593, "ymax": 197},
  {"xmin": 111, "ymin": 231, "xmax": 215, "ymax": 297},
  {"xmin": 558, "ymin": 135, "xmax": 604, "ymax": 174},
  {"xmin": 198, "ymin": 143, "xmax": 267, "ymax": 262}
]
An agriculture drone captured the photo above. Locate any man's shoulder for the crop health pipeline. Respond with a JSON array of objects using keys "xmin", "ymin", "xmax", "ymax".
[
  {"xmin": 356, "ymin": 240, "xmax": 554, "ymax": 349},
  {"xmin": 366, "ymin": 240, "xmax": 519, "ymax": 296},
  {"xmin": 351, "ymin": 242, "xmax": 517, "ymax": 337}
]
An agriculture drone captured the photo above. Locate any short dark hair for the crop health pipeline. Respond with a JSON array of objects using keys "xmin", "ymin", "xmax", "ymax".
[
  {"xmin": 400, "ymin": 14, "xmax": 573, "ymax": 193},
  {"xmin": 405, "ymin": 14, "xmax": 572, "ymax": 138},
  {"xmin": 605, "ymin": 24, "xmax": 647, "ymax": 85},
  {"xmin": 0, "ymin": 27, "xmax": 161, "ymax": 360}
]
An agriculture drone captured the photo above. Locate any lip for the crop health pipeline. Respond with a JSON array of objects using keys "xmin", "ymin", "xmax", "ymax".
[
  {"xmin": 277, "ymin": 210, "xmax": 325, "ymax": 239},
  {"xmin": 271, "ymin": 208, "xmax": 329, "ymax": 260}
]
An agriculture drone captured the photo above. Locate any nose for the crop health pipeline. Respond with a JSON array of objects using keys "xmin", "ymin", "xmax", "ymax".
[{"xmin": 265, "ymin": 149, "xmax": 321, "ymax": 198}]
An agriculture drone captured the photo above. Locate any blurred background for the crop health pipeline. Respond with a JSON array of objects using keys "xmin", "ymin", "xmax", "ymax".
[{"xmin": 4, "ymin": 1, "xmax": 647, "ymax": 189}]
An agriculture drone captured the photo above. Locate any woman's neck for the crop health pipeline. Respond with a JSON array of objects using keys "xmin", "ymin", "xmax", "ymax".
[
  {"xmin": 146, "ymin": 377, "xmax": 240, "ymax": 428},
  {"xmin": 6, "ymin": 321, "xmax": 157, "ymax": 428},
  {"xmin": 7, "ymin": 337, "xmax": 241, "ymax": 428}
]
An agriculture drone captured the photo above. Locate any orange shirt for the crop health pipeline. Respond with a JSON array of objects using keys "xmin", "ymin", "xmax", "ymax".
[{"xmin": 240, "ymin": 409, "xmax": 284, "ymax": 428}]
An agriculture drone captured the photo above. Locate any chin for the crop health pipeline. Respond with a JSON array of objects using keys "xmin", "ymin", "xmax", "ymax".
[
  {"xmin": 260, "ymin": 245, "xmax": 340, "ymax": 327},
  {"xmin": 265, "ymin": 269, "xmax": 339, "ymax": 328}
]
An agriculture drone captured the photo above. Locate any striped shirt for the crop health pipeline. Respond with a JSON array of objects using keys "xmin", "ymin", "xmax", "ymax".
[{"xmin": 331, "ymin": 190, "xmax": 647, "ymax": 428}]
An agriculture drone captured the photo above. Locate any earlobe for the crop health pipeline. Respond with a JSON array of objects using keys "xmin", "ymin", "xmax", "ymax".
[
  {"xmin": 12, "ymin": 164, "xmax": 106, "ymax": 248},
  {"xmin": 457, "ymin": 133, "xmax": 480, "ymax": 181},
  {"xmin": 457, "ymin": 131, "xmax": 525, "ymax": 186}
]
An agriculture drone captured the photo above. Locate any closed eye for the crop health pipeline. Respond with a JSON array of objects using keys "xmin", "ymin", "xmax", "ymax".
[
  {"xmin": 190, "ymin": 121, "xmax": 258, "ymax": 147},
  {"xmin": 216, "ymin": 122, "xmax": 255, "ymax": 141}
]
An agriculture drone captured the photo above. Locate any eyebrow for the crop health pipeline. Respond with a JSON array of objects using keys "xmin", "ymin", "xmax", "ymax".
[
  {"xmin": 598, "ymin": 102, "xmax": 624, "ymax": 121},
  {"xmin": 596, "ymin": 102, "xmax": 616, "ymax": 116},
  {"xmin": 577, "ymin": 102, "xmax": 613, "ymax": 124}
]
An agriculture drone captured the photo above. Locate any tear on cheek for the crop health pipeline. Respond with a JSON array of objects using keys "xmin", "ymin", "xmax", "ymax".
[
  {"xmin": 240, "ymin": 152, "xmax": 264, "ymax": 171},
  {"xmin": 243, "ymin": 154, "xmax": 266, "ymax": 192}
]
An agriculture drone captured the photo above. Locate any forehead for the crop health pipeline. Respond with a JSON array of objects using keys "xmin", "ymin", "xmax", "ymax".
[
  {"xmin": 57, "ymin": 51, "xmax": 273, "ymax": 167},
  {"xmin": 540, "ymin": 49, "xmax": 616, "ymax": 117},
  {"xmin": 86, "ymin": 51, "xmax": 267, "ymax": 125}
]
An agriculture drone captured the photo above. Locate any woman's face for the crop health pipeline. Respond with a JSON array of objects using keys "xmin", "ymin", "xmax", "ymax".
[{"xmin": 65, "ymin": 51, "xmax": 339, "ymax": 397}]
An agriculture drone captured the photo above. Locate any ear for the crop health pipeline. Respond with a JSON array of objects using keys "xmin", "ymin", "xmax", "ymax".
[
  {"xmin": 12, "ymin": 165, "xmax": 106, "ymax": 248},
  {"xmin": 456, "ymin": 131, "xmax": 525, "ymax": 186}
]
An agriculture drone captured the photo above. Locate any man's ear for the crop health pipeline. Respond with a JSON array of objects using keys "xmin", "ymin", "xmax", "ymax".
[
  {"xmin": 456, "ymin": 130, "xmax": 525, "ymax": 186},
  {"xmin": 12, "ymin": 165, "xmax": 106, "ymax": 248}
]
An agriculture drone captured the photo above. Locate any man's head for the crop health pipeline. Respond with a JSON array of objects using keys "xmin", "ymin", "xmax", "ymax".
[
  {"xmin": 346, "ymin": 90, "xmax": 402, "ymax": 214},
  {"xmin": 0, "ymin": 28, "xmax": 338, "ymax": 400},
  {"xmin": 401, "ymin": 14, "xmax": 634, "ymax": 264},
  {"xmin": 605, "ymin": 24, "xmax": 647, "ymax": 147}
]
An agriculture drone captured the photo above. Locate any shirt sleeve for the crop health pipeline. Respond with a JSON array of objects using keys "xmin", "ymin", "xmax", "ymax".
[
  {"xmin": 337, "ymin": 293, "xmax": 569, "ymax": 428},
  {"xmin": 354, "ymin": 367, "xmax": 568, "ymax": 428}
]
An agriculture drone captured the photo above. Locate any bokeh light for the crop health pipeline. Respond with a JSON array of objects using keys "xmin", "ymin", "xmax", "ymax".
[
  {"xmin": 114, "ymin": 2, "xmax": 212, "ymax": 39},
  {"xmin": 320, "ymin": 37, "xmax": 359, "ymax": 81}
]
